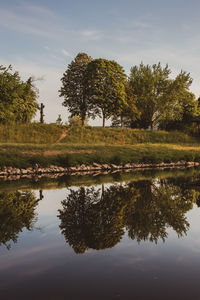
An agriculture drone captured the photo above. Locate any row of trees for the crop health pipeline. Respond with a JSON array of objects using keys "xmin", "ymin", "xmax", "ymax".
[
  {"xmin": 0, "ymin": 55, "xmax": 198, "ymax": 130},
  {"xmin": 59, "ymin": 53, "xmax": 199, "ymax": 130}
]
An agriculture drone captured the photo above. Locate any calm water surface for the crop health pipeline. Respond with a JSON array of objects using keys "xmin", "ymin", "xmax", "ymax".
[{"xmin": 1, "ymin": 171, "xmax": 200, "ymax": 300}]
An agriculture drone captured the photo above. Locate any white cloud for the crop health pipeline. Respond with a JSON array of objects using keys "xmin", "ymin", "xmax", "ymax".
[
  {"xmin": 81, "ymin": 30, "xmax": 102, "ymax": 41},
  {"xmin": 61, "ymin": 49, "xmax": 73, "ymax": 58},
  {"xmin": 21, "ymin": 3, "xmax": 55, "ymax": 17},
  {"xmin": 0, "ymin": 8, "xmax": 54, "ymax": 38}
]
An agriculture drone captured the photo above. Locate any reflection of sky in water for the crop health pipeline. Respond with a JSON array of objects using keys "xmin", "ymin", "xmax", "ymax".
[{"xmin": 1, "ymin": 182, "xmax": 200, "ymax": 300}]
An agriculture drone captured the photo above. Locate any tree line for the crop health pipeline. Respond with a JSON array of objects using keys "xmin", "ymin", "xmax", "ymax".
[
  {"xmin": 59, "ymin": 52, "xmax": 200, "ymax": 130},
  {"xmin": 0, "ymin": 54, "xmax": 199, "ymax": 130}
]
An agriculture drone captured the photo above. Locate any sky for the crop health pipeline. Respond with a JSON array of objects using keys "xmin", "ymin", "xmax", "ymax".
[{"xmin": 1, "ymin": 0, "xmax": 200, "ymax": 125}]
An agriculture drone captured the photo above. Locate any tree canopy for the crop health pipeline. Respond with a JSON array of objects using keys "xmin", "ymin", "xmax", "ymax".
[
  {"xmin": 0, "ymin": 65, "xmax": 39, "ymax": 124},
  {"xmin": 59, "ymin": 53, "xmax": 95, "ymax": 126},
  {"xmin": 129, "ymin": 62, "xmax": 197, "ymax": 129},
  {"xmin": 85, "ymin": 58, "xmax": 127, "ymax": 127}
]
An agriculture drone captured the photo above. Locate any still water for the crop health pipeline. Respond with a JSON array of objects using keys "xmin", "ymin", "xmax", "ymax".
[{"xmin": 1, "ymin": 170, "xmax": 200, "ymax": 300}]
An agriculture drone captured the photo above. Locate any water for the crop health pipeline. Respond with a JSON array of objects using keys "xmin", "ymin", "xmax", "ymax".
[{"xmin": 1, "ymin": 170, "xmax": 200, "ymax": 299}]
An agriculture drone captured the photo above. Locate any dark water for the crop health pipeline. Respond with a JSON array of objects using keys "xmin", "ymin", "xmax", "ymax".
[{"xmin": 1, "ymin": 171, "xmax": 200, "ymax": 300}]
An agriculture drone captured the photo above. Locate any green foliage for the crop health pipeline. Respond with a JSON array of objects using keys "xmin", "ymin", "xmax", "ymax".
[
  {"xmin": 129, "ymin": 62, "xmax": 197, "ymax": 129},
  {"xmin": 68, "ymin": 115, "xmax": 88, "ymax": 127},
  {"xmin": 0, "ymin": 190, "xmax": 38, "ymax": 249},
  {"xmin": 59, "ymin": 53, "xmax": 94, "ymax": 125},
  {"xmin": 111, "ymin": 81, "xmax": 140, "ymax": 127},
  {"xmin": 0, "ymin": 65, "xmax": 38, "ymax": 124},
  {"xmin": 85, "ymin": 58, "xmax": 127, "ymax": 127}
]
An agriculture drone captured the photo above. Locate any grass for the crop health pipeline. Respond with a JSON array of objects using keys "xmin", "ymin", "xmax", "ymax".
[
  {"xmin": 1, "ymin": 143, "xmax": 200, "ymax": 168},
  {"xmin": 0, "ymin": 123, "xmax": 198, "ymax": 144},
  {"xmin": 0, "ymin": 124, "xmax": 200, "ymax": 168},
  {"xmin": 0, "ymin": 123, "xmax": 63, "ymax": 143}
]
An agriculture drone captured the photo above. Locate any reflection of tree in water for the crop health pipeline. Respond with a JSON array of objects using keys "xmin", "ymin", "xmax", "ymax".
[
  {"xmin": 58, "ymin": 186, "xmax": 129, "ymax": 253},
  {"xmin": 58, "ymin": 179, "xmax": 199, "ymax": 254},
  {"xmin": 125, "ymin": 180, "xmax": 194, "ymax": 243},
  {"xmin": 0, "ymin": 190, "xmax": 38, "ymax": 249}
]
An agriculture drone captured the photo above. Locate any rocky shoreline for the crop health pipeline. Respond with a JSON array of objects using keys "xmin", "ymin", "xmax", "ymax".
[{"xmin": 0, "ymin": 161, "xmax": 199, "ymax": 181}]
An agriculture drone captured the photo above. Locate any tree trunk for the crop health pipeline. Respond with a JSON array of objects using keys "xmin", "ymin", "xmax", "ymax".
[
  {"xmin": 101, "ymin": 184, "xmax": 105, "ymax": 198},
  {"xmin": 81, "ymin": 118, "xmax": 84, "ymax": 126},
  {"xmin": 151, "ymin": 120, "xmax": 155, "ymax": 130},
  {"xmin": 102, "ymin": 114, "xmax": 106, "ymax": 128},
  {"xmin": 120, "ymin": 115, "xmax": 124, "ymax": 128}
]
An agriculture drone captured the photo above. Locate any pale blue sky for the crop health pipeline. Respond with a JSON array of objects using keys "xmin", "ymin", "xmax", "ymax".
[{"xmin": 1, "ymin": 0, "xmax": 200, "ymax": 124}]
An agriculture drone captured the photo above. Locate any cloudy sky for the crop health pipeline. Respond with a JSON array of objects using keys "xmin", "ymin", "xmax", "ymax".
[{"xmin": 1, "ymin": 0, "xmax": 200, "ymax": 125}]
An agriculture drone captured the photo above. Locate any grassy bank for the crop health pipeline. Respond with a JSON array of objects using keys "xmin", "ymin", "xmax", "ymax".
[
  {"xmin": 0, "ymin": 124, "xmax": 200, "ymax": 168},
  {"xmin": 0, "ymin": 123, "xmax": 198, "ymax": 144},
  {"xmin": 1, "ymin": 143, "xmax": 200, "ymax": 168}
]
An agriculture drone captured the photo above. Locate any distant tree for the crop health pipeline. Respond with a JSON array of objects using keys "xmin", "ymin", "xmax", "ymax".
[
  {"xmin": 59, "ymin": 53, "xmax": 95, "ymax": 126},
  {"xmin": 85, "ymin": 58, "xmax": 127, "ymax": 127},
  {"xmin": 129, "ymin": 62, "xmax": 196, "ymax": 130},
  {"xmin": 0, "ymin": 65, "xmax": 39, "ymax": 124}
]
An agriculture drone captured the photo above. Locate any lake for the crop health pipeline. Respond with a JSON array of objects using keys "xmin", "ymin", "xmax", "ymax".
[{"xmin": 1, "ymin": 169, "xmax": 200, "ymax": 300}]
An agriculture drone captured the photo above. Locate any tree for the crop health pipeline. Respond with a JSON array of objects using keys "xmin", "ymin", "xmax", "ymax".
[
  {"xmin": 111, "ymin": 81, "xmax": 139, "ymax": 127},
  {"xmin": 0, "ymin": 65, "xmax": 39, "ymax": 124},
  {"xmin": 59, "ymin": 53, "xmax": 94, "ymax": 126},
  {"xmin": 85, "ymin": 58, "xmax": 127, "ymax": 127},
  {"xmin": 159, "ymin": 88, "xmax": 199, "ymax": 131},
  {"xmin": 129, "ymin": 62, "xmax": 196, "ymax": 130}
]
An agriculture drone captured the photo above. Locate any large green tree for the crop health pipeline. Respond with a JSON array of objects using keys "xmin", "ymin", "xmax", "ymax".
[
  {"xmin": 85, "ymin": 58, "xmax": 127, "ymax": 127},
  {"xmin": 59, "ymin": 53, "xmax": 95, "ymax": 126},
  {"xmin": 129, "ymin": 62, "xmax": 197, "ymax": 130},
  {"xmin": 0, "ymin": 65, "xmax": 38, "ymax": 124}
]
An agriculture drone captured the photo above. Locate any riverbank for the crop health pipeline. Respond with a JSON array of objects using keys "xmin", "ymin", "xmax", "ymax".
[
  {"xmin": 1, "ymin": 143, "xmax": 200, "ymax": 169},
  {"xmin": 0, "ymin": 160, "xmax": 199, "ymax": 181}
]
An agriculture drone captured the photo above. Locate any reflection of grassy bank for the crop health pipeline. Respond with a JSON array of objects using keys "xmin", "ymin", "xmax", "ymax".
[
  {"xmin": 1, "ymin": 143, "xmax": 200, "ymax": 168},
  {"xmin": 0, "ymin": 167, "xmax": 199, "ymax": 192}
]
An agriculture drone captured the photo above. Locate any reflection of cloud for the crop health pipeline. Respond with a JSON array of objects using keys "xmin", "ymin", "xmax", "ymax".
[{"xmin": 0, "ymin": 244, "xmax": 62, "ymax": 273}]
